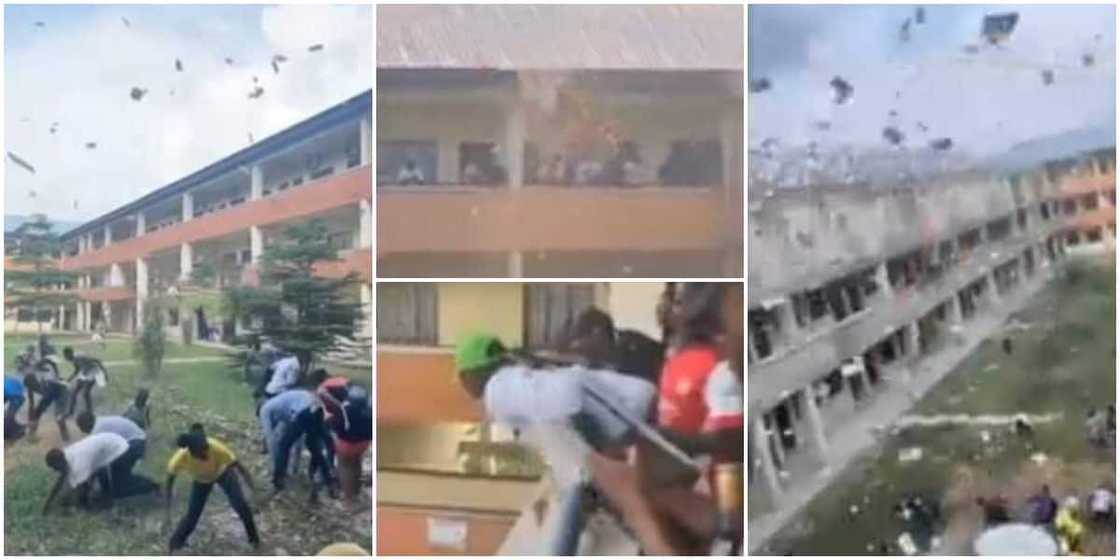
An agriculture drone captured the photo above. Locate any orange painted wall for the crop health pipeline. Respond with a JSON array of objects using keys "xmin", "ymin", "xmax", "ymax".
[
  {"xmin": 377, "ymin": 507, "xmax": 515, "ymax": 555},
  {"xmin": 62, "ymin": 166, "xmax": 372, "ymax": 270},
  {"xmin": 1058, "ymin": 172, "xmax": 1115, "ymax": 195},
  {"xmin": 75, "ymin": 286, "xmax": 135, "ymax": 302},
  {"xmin": 377, "ymin": 186, "xmax": 737, "ymax": 256},
  {"xmin": 314, "ymin": 248, "xmax": 373, "ymax": 281},
  {"xmin": 376, "ymin": 350, "xmax": 483, "ymax": 424}
]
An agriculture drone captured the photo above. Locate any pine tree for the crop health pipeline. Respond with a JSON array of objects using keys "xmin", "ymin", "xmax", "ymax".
[
  {"xmin": 225, "ymin": 219, "xmax": 362, "ymax": 371},
  {"xmin": 6, "ymin": 214, "xmax": 78, "ymax": 333}
]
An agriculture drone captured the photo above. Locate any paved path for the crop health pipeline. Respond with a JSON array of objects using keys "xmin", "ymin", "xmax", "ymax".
[{"xmin": 748, "ymin": 271, "xmax": 1053, "ymax": 553}]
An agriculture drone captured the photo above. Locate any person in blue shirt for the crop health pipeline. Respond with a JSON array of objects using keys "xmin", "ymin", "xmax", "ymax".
[{"xmin": 5, "ymin": 374, "xmax": 27, "ymax": 441}]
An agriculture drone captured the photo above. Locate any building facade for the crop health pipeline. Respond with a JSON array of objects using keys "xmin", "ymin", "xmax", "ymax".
[
  {"xmin": 53, "ymin": 91, "xmax": 372, "ymax": 342},
  {"xmin": 376, "ymin": 282, "xmax": 667, "ymax": 554},
  {"xmin": 376, "ymin": 5, "xmax": 743, "ymax": 278},
  {"xmin": 746, "ymin": 142, "xmax": 1115, "ymax": 548}
]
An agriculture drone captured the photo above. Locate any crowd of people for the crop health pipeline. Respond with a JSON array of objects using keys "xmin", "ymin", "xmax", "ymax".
[
  {"xmin": 3, "ymin": 335, "xmax": 372, "ymax": 554},
  {"xmin": 978, "ymin": 481, "xmax": 1115, "ymax": 554},
  {"xmin": 452, "ymin": 282, "xmax": 744, "ymax": 554}
]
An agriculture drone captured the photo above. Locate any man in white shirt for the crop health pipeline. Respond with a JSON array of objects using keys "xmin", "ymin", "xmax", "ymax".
[
  {"xmin": 264, "ymin": 355, "xmax": 302, "ymax": 398},
  {"xmin": 74, "ymin": 412, "xmax": 158, "ymax": 498},
  {"xmin": 43, "ymin": 432, "xmax": 130, "ymax": 512}
]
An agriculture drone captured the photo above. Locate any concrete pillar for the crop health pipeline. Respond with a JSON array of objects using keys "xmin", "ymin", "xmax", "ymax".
[
  {"xmin": 359, "ymin": 282, "xmax": 372, "ymax": 338},
  {"xmin": 105, "ymin": 301, "xmax": 114, "ymax": 332},
  {"xmin": 104, "ymin": 224, "xmax": 113, "ymax": 246},
  {"xmin": 876, "ymin": 262, "xmax": 894, "ymax": 299},
  {"xmin": 776, "ymin": 300, "xmax": 800, "ymax": 347},
  {"xmin": 109, "ymin": 263, "xmax": 124, "ymax": 287},
  {"xmin": 750, "ymin": 417, "xmax": 783, "ymax": 505},
  {"xmin": 719, "ymin": 102, "xmax": 738, "ymax": 188},
  {"xmin": 76, "ymin": 300, "xmax": 86, "ymax": 332},
  {"xmin": 250, "ymin": 226, "xmax": 263, "ymax": 264},
  {"xmin": 907, "ymin": 322, "xmax": 922, "ymax": 357},
  {"xmin": 135, "ymin": 257, "xmax": 148, "ymax": 325},
  {"xmin": 250, "ymin": 165, "xmax": 264, "ymax": 200},
  {"xmin": 505, "ymin": 101, "xmax": 526, "ymax": 189},
  {"xmin": 359, "ymin": 198, "xmax": 372, "ymax": 248},
  {"xmin": 57, "ymin": 305, "xmax": 65, "ymax": 330},
  {"xmin": 182, "ymin": 192, "xmax": 194, "ymax": 222},
  {"xmin": 987, "ymin": 272, "xmax": 1002, "ymax": 304},
  {"xmin": 948, "ymin": 293, "xmax": 964, "ymax": 324},
  {"xmin": 801, "ymin": 385, "xmax": 829, "ymax": 463},
  {"xmin": 508, "ymin": 251, "xmax": 523, "ymax": 278},
  {"xmin": 180, "ymin": 243, "xmax": 193, "ymax": 281},
  {"xmin": 86, "ymin": 233, "xmax": 94, "ymax": 252},
  {"xmin": 135, "ymin": 213, "xmax": 146, "ymax": 237},
  {"xmin": 746, "ymin": 323, "xmax": 759, "ymax": 364},
  {"xmin": 83, "ymin": 301, "xmax": 91, "ymax": 331},
  {"xmin": 359, "ymin": 115, "xmax": 372, "ymax": 166}
]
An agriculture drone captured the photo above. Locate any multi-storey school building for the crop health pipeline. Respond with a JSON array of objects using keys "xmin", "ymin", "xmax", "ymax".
[{"xmin": 376, "ymin": 5, "xmax": 743, "ymax": 277}]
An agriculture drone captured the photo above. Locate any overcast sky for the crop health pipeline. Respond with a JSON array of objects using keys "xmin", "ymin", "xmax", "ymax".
[
  {"xmin": 749, "ymin": 4, "xmax": 1115, "ymax": 157},
  {"xmin": 4, "ymin": 4, "xmax": 371, "ymax": 223}
]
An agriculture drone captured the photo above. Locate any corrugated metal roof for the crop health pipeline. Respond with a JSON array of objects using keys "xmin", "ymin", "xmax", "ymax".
[{"xmin": 377, "ymin": 5, "xmax": 743, "ymax": 71}]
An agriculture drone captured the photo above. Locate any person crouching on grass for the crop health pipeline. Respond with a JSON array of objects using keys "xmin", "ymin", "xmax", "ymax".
[
  {"xmin": 42, "ymin": 432, "xmax": 131, "ymax": 512},
  {"xmin": 164, "ymin": 425, "xmax": 260, "ymax": 553}
]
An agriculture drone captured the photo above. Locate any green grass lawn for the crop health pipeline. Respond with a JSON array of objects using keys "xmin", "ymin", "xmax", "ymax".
[
  {"xmin": 4, "ymin": 335, "xmax": 372, "ymax": 555},
  {"xmin": 765, "ymin": 258, "xmax": 1116, "ymax": 555}
]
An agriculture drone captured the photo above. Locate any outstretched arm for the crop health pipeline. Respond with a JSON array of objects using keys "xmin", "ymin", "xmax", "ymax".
[
  {"xmin": 163, "ymin": 474, "xmax": 176, "ymax": 524},
  {"xmin": 42, "ymin": 473, "xmax": 67, "ymax": 514}
]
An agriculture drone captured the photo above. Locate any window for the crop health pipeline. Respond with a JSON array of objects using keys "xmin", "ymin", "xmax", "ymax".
[
  {"xmin": 458, "ymin": 142, "xmax": 506, "ymax": 185},
  {"xmin": 377, "ymin": 140, "xmax": 438, "ymax": 185},
  {"xmin": 310, "ymin": 166, "xmax": 335, "ymax": 181},
  {"xmin": 168, "ymin": 307, "xmax": 179, "ymax": 326},
  {"xmin": 377, "ymin": 283, "xmax": 438, "ymax": 345},
  {"xmin": 523, "ymin": 284, "xmax": 595, "ymax": 349}
]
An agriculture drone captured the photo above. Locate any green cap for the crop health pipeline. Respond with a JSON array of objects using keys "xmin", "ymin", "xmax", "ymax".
[{"xmin": 455, "ymin": 333, "xmax": 504, "ymax": 373}]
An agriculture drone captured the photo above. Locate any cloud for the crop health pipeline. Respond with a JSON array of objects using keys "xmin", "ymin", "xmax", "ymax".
[
  {"xmin": 4, "ymin": 4, "xmax": 371, "ymax": 223},
  {"xmin": 749, "ymin": 5, "xmax": 1115, "ymax": 157}
]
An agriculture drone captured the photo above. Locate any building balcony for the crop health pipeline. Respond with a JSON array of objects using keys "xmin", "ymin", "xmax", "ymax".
[
  {"xmin": 376, "ymin": 184, "xmax": 741, "ymax": 256},
  {"xmin": 1059, "ymin": 171, "xmax": 1116, "ymax": 195},
  {"xmin": 61, "ymin": 166, "xmax": 371, "ymax": 271},
  {"xmin": 74, "ymin": 285, "xmax": 135, "ymax": 302}
]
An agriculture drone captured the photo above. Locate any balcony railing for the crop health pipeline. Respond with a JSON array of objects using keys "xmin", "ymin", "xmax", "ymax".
[
  {"xmin": 61, "ymin": 166, "xmax": 370, "ymax": 271},
  {"xmin": 377, "ymin": 184, "xmax": 739, "ymax": 255}
]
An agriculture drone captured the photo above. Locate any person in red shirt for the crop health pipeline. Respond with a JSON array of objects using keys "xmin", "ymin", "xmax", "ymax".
[{"xmin": 657, "ymin": 282, "xmax": 724, "ymax": 434}]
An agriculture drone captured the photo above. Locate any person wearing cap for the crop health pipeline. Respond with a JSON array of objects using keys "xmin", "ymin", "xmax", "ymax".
[
  {"xmin": 329, "ymin": 384, "xmax": 372, "ymax": 502},
  {"xmin": 455, "ymin": 332, "xmax": 659, "ymax": 553},
  {"xmin": 455, "ymin": 333, "xmax": 657, "ymax": 454}
]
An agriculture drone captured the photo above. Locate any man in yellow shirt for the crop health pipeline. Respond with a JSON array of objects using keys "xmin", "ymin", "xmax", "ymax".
[{"xmin": 164, "ymin": 424, "xmax": 260, "ymax": 553}]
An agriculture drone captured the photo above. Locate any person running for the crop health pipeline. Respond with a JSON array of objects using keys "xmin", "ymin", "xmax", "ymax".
[
  {"xmin": 164, "ymin": 427, "xmax": 260, "ymax": 553},
  {"xmin": 75, "ymin": 412, "xmax": 158, "ymax": 497},
  {"xmin": 62, "ymin": 347, "xmax": 108, "ymax": 416},
  {"xmin": 43, "ymin": 432, "xmax": 130, "ymax": 512},
  {"xmin": 259, "ymin": 389, "xmax": 335, "ymax": 498},
  {"xmin": 122, "ymin": 388, "xmax": 152, "ymax": 430},
  {"xmin": 330, "ymin": 385, "xmax": 372, "ymax": 502}
]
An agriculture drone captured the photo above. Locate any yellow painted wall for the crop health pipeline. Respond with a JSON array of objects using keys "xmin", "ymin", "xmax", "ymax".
[
  {"xmin": 437, "ymin": 283, "xmax": 524, "ymax": 347},
  {"xmin": 605, "ymin": 282, "xmax": 665, "ymax": 339}
]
